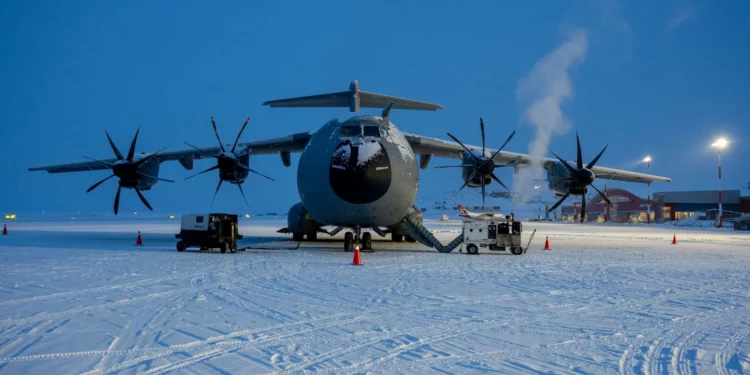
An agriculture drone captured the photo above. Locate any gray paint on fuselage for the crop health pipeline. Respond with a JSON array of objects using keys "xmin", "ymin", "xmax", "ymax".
[{"xmin": 297, "ymin": 116, "xmax": 418, "ymax": 227}]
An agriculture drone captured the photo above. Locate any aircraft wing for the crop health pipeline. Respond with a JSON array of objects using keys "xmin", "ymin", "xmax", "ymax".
[
  {"xmin": 28, "ymin": 131, "xmax": 314, "ymax": 173},
  {"xmin": 404, "ymin": 133, "xmax": 672, "ymax": 184}
]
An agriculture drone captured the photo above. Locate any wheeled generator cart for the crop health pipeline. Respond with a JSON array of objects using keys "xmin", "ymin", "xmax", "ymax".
[
  {"xmin": 462, "ymin": 220, "xmax": 536, "ymax": 255},
  {"xmin": 175, "ymin": 213, "xmax": 243, "ymax": 253}
]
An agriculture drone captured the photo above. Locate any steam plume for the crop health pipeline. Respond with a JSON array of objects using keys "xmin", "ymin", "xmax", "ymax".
[{"xmin": 512, "ymin": 29, "xmax": 589, "ymax": 201}]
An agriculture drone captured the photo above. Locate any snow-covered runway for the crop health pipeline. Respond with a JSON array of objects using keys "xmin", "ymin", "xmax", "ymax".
[{"xmin": 0, "ymin": 218, "xmax": 748, "ymax": 374}]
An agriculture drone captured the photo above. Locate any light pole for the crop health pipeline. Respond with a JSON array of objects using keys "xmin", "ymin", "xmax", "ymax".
[
  {"xmin": 643, "ymin": 156, "xmax": 652, "ymax": 224},
  {"xmin": 711, "ymin": 138, "xmax": 728, "ymax": 228}
]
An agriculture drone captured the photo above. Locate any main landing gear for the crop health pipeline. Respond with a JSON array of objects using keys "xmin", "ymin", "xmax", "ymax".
[{"xmin": 344, "ymin": 226, "xmax": 373, "ymax": 252}]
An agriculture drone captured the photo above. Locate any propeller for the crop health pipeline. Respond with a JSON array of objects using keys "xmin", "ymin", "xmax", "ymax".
[
  {"xmin": 85, "ymin": 126, "xmax": 172, "ymax": 215},
  {"xmin": 436, "ymin": 118, "xmax": 516, "ymax": 206},
  {"xmin": 547, "ymin": 132, "xmax": 613, "ymax": 222},
  {"xmin": 184, "ymin": 116, "xmax": 274, "ymax": 206}
]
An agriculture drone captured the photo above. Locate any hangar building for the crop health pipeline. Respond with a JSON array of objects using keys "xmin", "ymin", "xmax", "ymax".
[{"xmin": 560, "ymin": 187, "xmax": 750, "ymax": 223}]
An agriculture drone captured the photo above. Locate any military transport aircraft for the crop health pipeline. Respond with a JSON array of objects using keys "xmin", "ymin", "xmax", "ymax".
[{"xmin": 29, "ymin": 81, "xmax": 671, "ymax": 252}]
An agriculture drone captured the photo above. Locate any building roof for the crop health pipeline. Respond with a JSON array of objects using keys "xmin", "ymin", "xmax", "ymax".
[{"xmin": 653, "ymin": 190, "xmax": 740, "ymax": 204}]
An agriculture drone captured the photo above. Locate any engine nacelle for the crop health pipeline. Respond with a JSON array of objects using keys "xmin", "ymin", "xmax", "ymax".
[
  {"xmin": 461, "ymin": 150, "xmax": 491, "ymax": 187},
  {"xmin": 287, "ymin": 202, "xmax": 323, "ymax": 236}
]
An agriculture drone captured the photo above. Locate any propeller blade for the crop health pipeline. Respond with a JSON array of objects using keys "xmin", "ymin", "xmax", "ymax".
[
  {"xmin": 105, "ymin": 130, "xmax": 124, "ymax": 160},
  {"xmin": 450, "ymin": 171, "xmax": 477, "ymax": 200},
  {"xmin": 135, "ymin": 171, "xmax": 175, "ymax": 183},
  {"xmin": 184, "ymin": 141, "xmax": 220, "ymax": 159},
  {"xmin": 184, "ymin": 165, "xmax": 220, "ymax": 180},
  {"xmin": 550, "ymin": 151, "xmax": 577, "ymax": 174},
  {"xmin": 489, "ymin": 130, "xmax": 517, "ymax": 161},
  {"xmin": 434, "ymin": 164, "xmax": 475, "ymax": 169},
  {"xmin": 548, "ymin": 192, "xmax": 570, "ymax": 212},
  {"xmin": 576, "ymin": 132, "xmax": 583, "ymax": 169},
  {"xmin": 585, "ymin": 144, "xmax": 609, "ymax": 170},
  {"xmin": 590, "ymin": 184, "xmax": 612, "ymax": 206},
  {"xmin": 490, "ymin": 173, "xmax": 510, "ymax": 192},
  {"xmin": 493, "ymin": 164, "xmax": 514, "ymax": 168},
  {"xmin": 133, "ymin": 147, "xmax": 169, "ymax": 167},
  {"xmin": 135, "ymin": 188, "xmax": 153, "ymax": 211},
  {"xmin": 211, "ymin": 116, "xmax": 225, "ymax": 152},
  {"xmin": 234, "ymin": 171, "xmax": 249, "ymax": 207},
  {"xmin": 211, "ymin": 179, "xmax": 223, "ymax": 205},
  {"xmin": 127, "ymin": 125, "xmax": 141, "ymax": 162},
  {"xmin": 231, "ymin": 117, "xmax": 250, "ymax": 153},
  {"xmin": 481, "ymin": 177, "xmax": 486, "ymax": 207},
  {"xmin": 83, "ymin": 156, "xmax": 114, "ymax": 168},
  {"xmin": 446, "ymin": 133, "xmax": 480, "ymax": 162},
  {"xmin": 86, "ymin": 174, "xmax": 115, "ymax": 193},
  {"xmin": 480, "ymin": 118, "xmax": 486, "ymax": 156},
  {"xmin": 236, "ymin": 163, "xmax": 275, "ymax": 182},
  {"xmin": 581, "ymin": 194, "xmax": 586, "ymax": 223},
  {"xmin": 114, "ymin": 184, "xmax": 122, "ymax": 215}
]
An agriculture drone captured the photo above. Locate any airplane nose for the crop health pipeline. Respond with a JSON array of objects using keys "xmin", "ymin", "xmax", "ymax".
[{"xmin": 329, "ymin": 140, "xmax": 392, "ymax": 204}]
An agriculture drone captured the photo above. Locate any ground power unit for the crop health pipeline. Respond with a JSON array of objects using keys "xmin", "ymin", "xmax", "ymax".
[
  {"xmin": 175, "ymin": 213, "xmax": 242, "ymax": 253},
  {"xmin": 462, "ymin": 220, "xmax": 536, "ymax": 255}
]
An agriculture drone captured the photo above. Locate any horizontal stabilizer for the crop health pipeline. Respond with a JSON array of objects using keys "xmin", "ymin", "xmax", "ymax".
[{"xmin": 262, "ymin": 80, "xmax": 444, "ymax": 112}]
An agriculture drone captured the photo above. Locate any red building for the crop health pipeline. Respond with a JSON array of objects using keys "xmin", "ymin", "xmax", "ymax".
[{"xmin": 561, "ymin": 188, "xmax": 660, "ymax": 223}]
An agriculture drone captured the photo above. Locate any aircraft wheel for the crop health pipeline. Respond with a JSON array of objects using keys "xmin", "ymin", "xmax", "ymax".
[
  {"xmin": 510, "ymin": 246, "xmax": 524, "ymax": 255},
  {"xmin": 293, "ymin": 233, "xmax": 304, "ymax": 242},
  {"xmin": 344, "ymin": 232, "xmax": 353, "ymax": 252},
  {"xmin": 392, "ymin": 234, "xmax": 403, "ymax": 242},
  {"xmin": 176, "ymin": 241, "xmax": 186, "ymax": 252},
  {"xmin": 466, "ymin": 244, "xmax": 479, "ymax": 255},
  {"xmin": 362, "ymin": 232, "xmax": 372, "ymax": 250},
  {"xmin": 405, "ymin": 235, "xmax": 416, "ymax": 243},
  {"xmin": 307, "ymin": 231, "xmax": 317, "ymax": 241}
]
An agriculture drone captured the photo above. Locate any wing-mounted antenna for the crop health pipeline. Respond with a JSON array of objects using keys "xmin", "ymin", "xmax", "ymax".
[
  {"xmin": 381, "ymin": 102, "xmax": 394, "ymax": 124},
  {"xmin": 262, "ymin": 81, "xmax": 444, "ymax": 113}
]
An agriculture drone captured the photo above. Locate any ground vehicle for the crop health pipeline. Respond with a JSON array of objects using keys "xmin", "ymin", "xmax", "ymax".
[
  {"xmin": 175, "ymin": 213, "xmax": 242, "ymax": 253},
  {"xmin": 462, "ymin": 219, "xmax": 536, "ymax": 255}
]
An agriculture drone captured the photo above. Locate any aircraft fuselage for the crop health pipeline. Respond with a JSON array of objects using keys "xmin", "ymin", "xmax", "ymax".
[{"xmin": 297, "ymin": 116, "xmax": 418, "ymax": 227}]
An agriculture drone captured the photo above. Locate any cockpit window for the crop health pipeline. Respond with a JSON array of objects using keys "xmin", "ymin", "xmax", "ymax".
[
  {"xmin": 363, "ymin": 126, "xmax": 380, "ymax": 137},
  {"xmin": 339, "ymin": 125, "xmax": 362, "ymax": 137}
]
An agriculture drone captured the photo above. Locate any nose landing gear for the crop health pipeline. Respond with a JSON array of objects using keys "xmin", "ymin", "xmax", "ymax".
[{"xmin": 344, "ymin": 225, "xmax": 374, "ymax": 252}]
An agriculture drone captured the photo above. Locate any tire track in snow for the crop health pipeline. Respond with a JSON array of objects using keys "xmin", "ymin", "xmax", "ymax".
[
  {"xmin": 192, "ymin": 271, "xmax": 295, "ymax": 323},
  {"xmin": 0, "ymin": 289, "xmax": 191, "ymax": 328},
  {"xmin": 0, "ymin": 273, "xmax": 198, "ymax": 307},
  {"xmin": 714, "ymin": 322, "xmax": 749, "ymax": 375},
  {"xmin": 618, "ymin": 306, "xmax": 746, "ymax": 375},
  {"xmin": 97, "ymin": 314, "xmax": 367, "ymax": 375}
]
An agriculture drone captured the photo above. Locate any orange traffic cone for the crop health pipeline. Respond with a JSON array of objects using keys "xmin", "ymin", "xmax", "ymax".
[
  {"xmin": 544, "ymin": 236, "xmax": 551, "ymax": 250},
  {"xmin": 672, "ymin": 234, "xmax": 677, "ymax": 245},
  {"xmin": 2, "ymin": 224, "xmax": 6, "ymax": 235},
  {"xmin": 352, "ymin": 243, "xmax": 362, "ymax": 265},
  {"xmin": 135, "ymin": 231, "xmax": 143, "ymax": 246}
]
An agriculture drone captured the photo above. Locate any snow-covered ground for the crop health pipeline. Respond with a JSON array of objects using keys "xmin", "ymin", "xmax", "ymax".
[{"xmin": 0, "ymin": 217, "xmax": 748, "ymax": 374}]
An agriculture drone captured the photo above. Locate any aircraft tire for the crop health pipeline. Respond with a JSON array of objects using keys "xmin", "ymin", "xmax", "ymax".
[
  {"xmin": 344, "ymin": 232, "xmax": 353, "ymax": 252},
  {"xmin": 176, "ymin": 241, "xmax": 186, "ymax": 252},
  {"xmin": 362, "ymin": 232, "xmax": 372, "ymax": 250},
  {"xmin": 392, "ymin": 234, "xmax": 403, "ymax": 242}
]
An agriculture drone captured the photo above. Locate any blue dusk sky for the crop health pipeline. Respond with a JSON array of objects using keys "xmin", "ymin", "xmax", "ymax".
[{"xmin": 1, "ymin": 0, "xmax": 748, "ymax": 215}]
